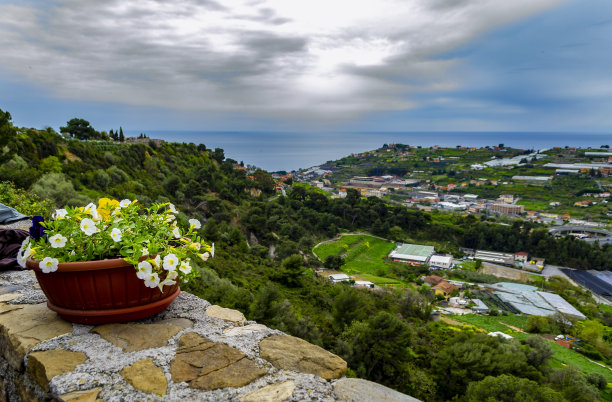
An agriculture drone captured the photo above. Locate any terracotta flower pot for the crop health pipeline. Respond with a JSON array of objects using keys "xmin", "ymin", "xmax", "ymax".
[{"xmin": 26, "ymin": 258, "xmax": 180, "ymax": 325}]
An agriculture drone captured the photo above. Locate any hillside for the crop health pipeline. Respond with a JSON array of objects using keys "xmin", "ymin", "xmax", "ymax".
[{"xmin": 2, "ymin": 109, "xmax": 612, "ymax": 401}]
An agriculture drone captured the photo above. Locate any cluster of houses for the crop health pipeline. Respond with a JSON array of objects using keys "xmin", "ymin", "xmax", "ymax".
[{"xmin": 419, "ymin": 192, "xmax": 527, "ymax": 217}]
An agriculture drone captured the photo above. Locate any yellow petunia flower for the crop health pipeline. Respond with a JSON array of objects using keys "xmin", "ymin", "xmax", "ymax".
[{"xmin": 98, "ymin": 198, "xmax": 120, "ymax": 220}]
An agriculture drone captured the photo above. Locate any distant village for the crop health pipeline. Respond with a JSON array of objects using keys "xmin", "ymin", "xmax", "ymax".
[{"xmin": 272, "ymin": 145, "xmax": 612, "ymax": 237}]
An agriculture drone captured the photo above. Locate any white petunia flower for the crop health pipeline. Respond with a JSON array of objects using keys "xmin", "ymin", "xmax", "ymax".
[
  {"xmin": 198, "ymin": 252, "xmax": 210, "ymax": 262},
  {"xmin": 141, "ymin": 247, "xmax": 149, "ymax": 256},
  {"xmin": 19, "ymin": 238, "xmax": 30, "ymax": 253},
  {"xmin": 165, "ymin": 214, "xmax": 175, "ymax": 223},
  {"xmin": 179, "ymin": 260, "xmax": 192, "ymax": 275},
  {"xmin": 18, "ymin": 239, "xmax": 33, "ymax": 268},
  {"xmin": 110, "ymin": 228, "xmax": 122, "ymax": 242},
  {"xmin": 21, "ymin": 242, "xmax": 33, "ymax": 260},
  {"xmin": 120, "ymin": 199, "xmax": 131, "ymax": 208},
  {"xmin": 83, "ymin": 203, "xmax": 99, "ymax": 220},
  {"xmin": 172, "ymin": 227, "xmax": 181, "ymax": 239},
  {"xmin": 162, "ymin": 253, "xmax": 179, "ymax": 271},
  {"xmin": 144, "ymin": 272, "xmax": 160, "ymax": 288},
  {"xmin": 39, "ymin": 257, "xmax": 59, "ymax": 273},
  {"xmin": 53, "ymin": 209, "xmax": 68, "ymax": 219},
  {"xmin": 211, "ymin": 243, "xmax": 215, "ymax": 258},
  {"xmin": 17, "ymin": 251, "xmax": 27, "ymax": 268},
  {"xmin": 83, "ymin": 202, "xmax": 96, "ymax": 213},
  {"xmin": 136, "ymin": 261, "xmax": 153, "ymax": 280},
  {"xmin": 153, "ymin": 254, "xmax": 161, "ymax": 268},
  {"xmin": 49, "ymin": 234, "xmax": 67, "ymax": 249},
  {"xmin": 158, "ymin": 271, "xmax": 178, "ymax": 291},
  {"xmin": 80, "ymin": 218, "xmax": 99, "ymax": 236},
  {"xmin": 188, "ymin": 219, "xmax": 201, "ymax": 229},
  {"xmin": 168, "ymin": 203, "xmax": 178, "ymax": 214}
]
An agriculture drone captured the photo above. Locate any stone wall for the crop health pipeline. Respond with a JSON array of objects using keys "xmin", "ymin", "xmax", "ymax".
[{"xmin": 0, "ymin": 269, "xmax": 418, "ymax": 401}]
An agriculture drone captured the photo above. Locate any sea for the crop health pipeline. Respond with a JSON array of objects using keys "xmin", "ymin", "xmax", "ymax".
[{"xmin": 135, "ymin": 131, "xmax": 611, "ymax": 172}]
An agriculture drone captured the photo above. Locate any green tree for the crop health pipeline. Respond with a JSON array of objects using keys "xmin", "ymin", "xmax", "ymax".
[
  {"xmin": 324, "ymin": 254, "xmax": 344, "ymax": 270},
  {"xmin": 30, "ymin": 172, "xmax": 90, "ymax": 206},
  {"xmin": 275, "ymin": 254, "xmax": 306, "ymax": 287},
  {"xmin": 526, "ymin": 316, "xmax": 551, "ymax": 333},
  {"xmin": 332, "ymin": 288, "xmax": 370, "ymax": 330},
  {"xmin": 465, "ymin": 374, "xmax": 565, "ymax": 402},
  {"xmin": 339, "ymin": 311, "xmax": 413, "ymax": 386},
  {"xmin": 432, "ymin": 334, "xmax": 535, "ymax": 399},
  {"xmin": 39, "ymin": 156, "xmax": 63, "ymax": 173},
  {"xmin": 578, "ymin": 320, "xmax": 604, "ymax": 344},
  {"xmin": 60, "ymin": 118, "xmax": 99, "ymax": 140},
  {"xmin": 0, "ymin": 108, "xmax": 15, "ymax": 164},
  {"xmin": 547, "ymin": 366, "xmax": 601, "ymax": 402}
]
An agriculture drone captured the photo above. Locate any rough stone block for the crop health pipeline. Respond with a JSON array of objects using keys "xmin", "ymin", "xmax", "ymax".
[
  {"xmin": 239, "ymin": 380, "xmax": 295, "ymax": 402},
  {"xmin": 259, "ymin": 334, "xmax": 347, "ymax": 380},
  {"xmin": 206, "ymin": 305, "xmax": 246, "ymax": 325},
  {"xmin": 58, "ymin": 388, "xmax": 102, "ymax": 401},
  {"xmin": 0, "ymin": 303, "xmax": 72, "ymax": 370},
  {"xmin": 171, "ymin": 332, "xmax": 267, "ymax": 390},
  {"xmin": 92, "ymin": 323, "xmax": 183, "ymax": 352},
  {"xmin": 121, "ymin": 358, "xmax": 167, "ymax": 395},
  {"xmin": 28, "ymin": 349, "xmax": 87, "ymax": 391},
  {"xmin": 334, "ymin": 378, "xmax": 420, "ymax": 401},
  {"xmin": 224, "ymin": 324, "xmax": 268, "ymax": 337}
]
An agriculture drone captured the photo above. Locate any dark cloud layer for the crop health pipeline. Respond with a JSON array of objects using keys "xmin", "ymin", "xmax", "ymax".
[{"xmin": 3, "ymin": 0, "xmax": 607, "ymax": 132}]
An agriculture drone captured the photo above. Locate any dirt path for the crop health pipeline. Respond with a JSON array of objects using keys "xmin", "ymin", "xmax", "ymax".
[{"xmin": 440, "ymin": 316, "xmax": 467, "ymax": 326}]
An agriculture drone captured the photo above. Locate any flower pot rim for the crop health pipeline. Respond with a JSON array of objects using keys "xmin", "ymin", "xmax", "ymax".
[{"xmin": 26, "ymin": 257, "xmax": 132, "ymax": 273}]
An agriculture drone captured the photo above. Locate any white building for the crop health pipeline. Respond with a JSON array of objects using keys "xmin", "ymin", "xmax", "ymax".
[
  {"xmin": 429, "ymin": 255, "xmax": 453, "ymax": 269},
  {"xmin": 354, "ymin": 281, "xmax": 375, "ymax": 289},
  {"xmin": 329, "ymin": 273, "xmax": 350, "ymax": 284}
]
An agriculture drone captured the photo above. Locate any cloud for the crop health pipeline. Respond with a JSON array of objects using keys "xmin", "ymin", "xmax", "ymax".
[{"xmin": 0, "ymin": 0, "xmax": 565, "ymax": 122}]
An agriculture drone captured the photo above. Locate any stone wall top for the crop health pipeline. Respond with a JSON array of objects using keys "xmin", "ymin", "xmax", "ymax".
[{"xmin": 0, "ymin": 269, "xmax": 418, "ymax": 401}]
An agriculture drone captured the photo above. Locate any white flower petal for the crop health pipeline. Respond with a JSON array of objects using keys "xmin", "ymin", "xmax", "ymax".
[{"xmin": 188, "ymin": 219, "xmax": 201, "ymax": 229}]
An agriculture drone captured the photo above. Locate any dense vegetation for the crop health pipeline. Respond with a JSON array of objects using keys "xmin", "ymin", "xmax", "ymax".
[{"xmin": 1, "ymin": 109, "xmax": 610, "ymax": 400}]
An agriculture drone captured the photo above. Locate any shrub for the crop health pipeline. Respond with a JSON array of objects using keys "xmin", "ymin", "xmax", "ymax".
[{"xmin": 0, "ymin": 181, "xmax": 54, "ymax": 217}]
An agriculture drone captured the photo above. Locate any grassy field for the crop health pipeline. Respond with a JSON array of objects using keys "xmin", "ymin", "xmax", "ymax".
[
  {"xmin": 314, "ymin": 234, "xmax": 396, "ymax": 275},
  {"xmin": 450, "ymin": 314, "xmax": 612, "ymax": 382}
]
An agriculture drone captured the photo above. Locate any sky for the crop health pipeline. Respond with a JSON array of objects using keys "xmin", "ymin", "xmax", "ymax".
[{"xmin": 0, "ymin": 0, "xmax": 611, "ymax": 134}]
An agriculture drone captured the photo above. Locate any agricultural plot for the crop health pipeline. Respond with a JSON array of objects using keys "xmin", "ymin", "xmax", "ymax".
[
  {"xmin": 471, "ymin": 290, "xmax": 519, "ymax": 314},
  {"xmin": 314, "ymin": 234, "xmax": 396, "ymax": 276}
]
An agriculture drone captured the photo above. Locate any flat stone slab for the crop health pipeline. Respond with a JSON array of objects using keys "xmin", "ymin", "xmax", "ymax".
[
  {"xmin": 170, "ymin": 332, "xmax": 267, "ymax": 390},
  {"xmin": 0, "ymin": 293, "xmax": 21, "ymax": 303},
  {"xmin": 240, "ymin": 380, "xmax": 295, "ymax": 402},
  {"xmin": 28, "ymin": 349, "xmax": 87, "ymax": 391},
  {"xmin": 58, "ymin": 388, "xmax": 102, "ymax": 401},
  {"xmin": 224, "ymin": 324, "xmax": 268, "ymax": 337},
  {"xmin": 0, "ymin": 303, "xmax": 73, "ymax": 369},
  {"xmin": 206, "ymin": 305, "xmax": 246, "ymax": 325},
  {"xmin": 92, "ymin": 323, "xmax": 183, "ymax": 352},
  {"xmin": 334, "ymin": 378, "xmax": 420, "ymax": 401},
  {"xmin": 121, "ymin": 358, "xmax": 167, "ymax": 395},
  {"xmin": 259, "ymin": 334, "xmax": 347, "ymax": 380}
]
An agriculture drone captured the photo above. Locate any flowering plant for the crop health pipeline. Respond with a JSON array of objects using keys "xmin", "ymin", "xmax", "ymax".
[{"xmin": 17, "ymin": 198, "xmax": 212, "ymax": 290}]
